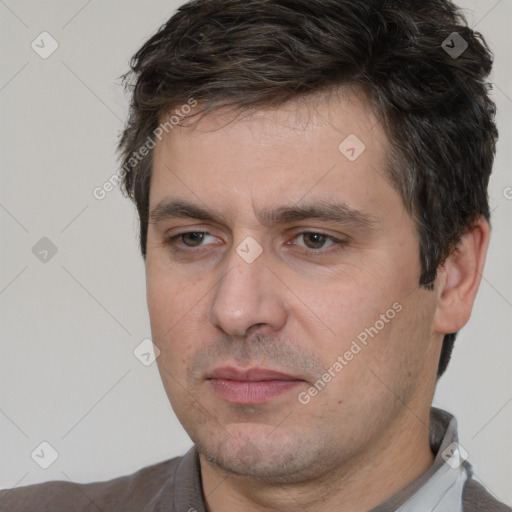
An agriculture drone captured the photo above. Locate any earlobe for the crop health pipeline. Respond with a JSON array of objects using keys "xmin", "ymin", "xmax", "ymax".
[{"xmin": 433, "ymin": 216, "xmax": 490, "ymax": 335}]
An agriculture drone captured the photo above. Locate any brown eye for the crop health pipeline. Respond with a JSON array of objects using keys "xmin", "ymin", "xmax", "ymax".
[
  {"xmin": 180, "ymin": 232, "xmax": 207, "ymax": 247},
  {"xmin": 301, "ymin": 233, "xmax": 330, "ymax": 250},
  {"xmin": 164, "ymin": 231, "xmax": 221, "ymax": 253},
  {"xmin": 304, "ymin": 233, "xmax": 327, "ymax": 249}
]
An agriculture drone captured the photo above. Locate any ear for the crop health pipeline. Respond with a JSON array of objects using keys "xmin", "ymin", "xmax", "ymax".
[{"xmin": 433, "ymin": 216, "xmax": 490, "ymax": 335}]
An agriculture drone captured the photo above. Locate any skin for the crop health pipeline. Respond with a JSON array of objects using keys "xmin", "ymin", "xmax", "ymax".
[{"xmin": 146, "ymin": 90, "xmax": 489, "ymax": 512}]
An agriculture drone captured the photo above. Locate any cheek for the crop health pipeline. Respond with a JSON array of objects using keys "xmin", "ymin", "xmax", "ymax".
[
  {"xmin": 354, "ymin": 290, "xmax": 436, "ymax": 397},
  {"xmin": 146, "ymin": 258, "xmax": 197, "ymax": 327},
  {"xmin": 302, "ymin": 274, "xmax": 424, "ymax": 388},
  {"xmin": 146, "ymin": 259, "xmax": 221, "ymax": 366},
  {"xmin": 304, "ymin": 270, "xmax": 394, "ymax": 343},
  {"xmin": 146, "ymin": 266, "xmax": 197, "ymax": 366}
]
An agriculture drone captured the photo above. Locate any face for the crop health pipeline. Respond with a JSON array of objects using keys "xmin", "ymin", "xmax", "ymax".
[{"xmin": 146, "ymin": 91, "xmax": 440, "ymax": 484}]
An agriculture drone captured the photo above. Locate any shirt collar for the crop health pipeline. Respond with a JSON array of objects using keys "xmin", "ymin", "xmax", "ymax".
[{"xmin": 370, "ymin": 407, "xmax": 470, "ymax": 512}]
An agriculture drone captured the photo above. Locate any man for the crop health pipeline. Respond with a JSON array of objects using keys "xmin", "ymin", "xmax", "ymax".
[{"xmin": 1, "ymin": 0, "xmax": 509, "ymax": 510}]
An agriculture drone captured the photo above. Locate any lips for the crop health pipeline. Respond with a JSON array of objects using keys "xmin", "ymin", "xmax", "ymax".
[
  {"xmin": 207, "ymin": 366, "xmax": 305, "ymax": 405},
  {"xmin": 208, "ymin": 367, "xmax": 299, "ymax": 381}
]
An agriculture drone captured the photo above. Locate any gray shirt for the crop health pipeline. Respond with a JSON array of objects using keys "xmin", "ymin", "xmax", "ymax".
[{"xmin": 0, "ymin": 408, "xmax": 509, "ymax": 511}]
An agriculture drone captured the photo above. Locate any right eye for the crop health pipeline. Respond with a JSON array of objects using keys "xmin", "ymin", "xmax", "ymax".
[{"xmin": 164, "ymin": 231, "xmax": 221, "ymax": 249}]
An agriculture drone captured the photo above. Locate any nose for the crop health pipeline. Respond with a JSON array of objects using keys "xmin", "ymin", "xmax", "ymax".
[{"xmin": 208, "ymin": 244, "xmax": 288, "ymax": 338}]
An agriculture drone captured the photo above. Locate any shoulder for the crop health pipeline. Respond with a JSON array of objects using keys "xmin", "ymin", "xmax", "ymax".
[
  {"xmin": 463, "ymin": 477, "xmax": 511, "ymax": 512},
  {"xmin": 0, "ymin": 455, "xmax": 183, "ymax": 512}
]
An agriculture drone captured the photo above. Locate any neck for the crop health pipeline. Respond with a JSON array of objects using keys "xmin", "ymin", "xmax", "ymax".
[{"xmin": 200, "ymin": 408, "xmax": 435, "ymax": 512}]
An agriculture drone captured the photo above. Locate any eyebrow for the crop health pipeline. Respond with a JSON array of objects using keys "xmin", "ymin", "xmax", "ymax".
[{"xmin": 149, "ymin": 198, "xmax": 378, "ymax": 231}]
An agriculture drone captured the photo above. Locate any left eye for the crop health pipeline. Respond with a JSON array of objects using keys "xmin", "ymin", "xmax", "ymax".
[{"xmin": 294, "ymin": 232, "xmax": 338, "ymax": 250}]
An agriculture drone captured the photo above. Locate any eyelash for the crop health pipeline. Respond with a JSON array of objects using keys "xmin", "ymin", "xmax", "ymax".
[{"xmin": 163, "ymin": 231, "xmax": 347, "ymax": 256}]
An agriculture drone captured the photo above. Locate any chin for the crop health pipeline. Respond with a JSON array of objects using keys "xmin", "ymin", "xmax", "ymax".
[{"xmin": 195, "ymin": 426, "xmax": 327, "ymax": 483}]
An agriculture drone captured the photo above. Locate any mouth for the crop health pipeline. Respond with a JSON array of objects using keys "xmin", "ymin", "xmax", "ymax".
[{"xmin": 206, "ymin": 367, "xmax": 306, "ymax": 405}]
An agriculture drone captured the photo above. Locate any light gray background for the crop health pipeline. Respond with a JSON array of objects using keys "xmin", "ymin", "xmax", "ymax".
[{"xmin": 1, "ymin": 0, "xmax": 511, "ymax": 504}]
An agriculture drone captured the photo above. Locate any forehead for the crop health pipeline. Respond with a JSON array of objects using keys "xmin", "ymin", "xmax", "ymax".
[{"xmin": 150, "ymin": 92, "xmax": 396, "ymax": 224}]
